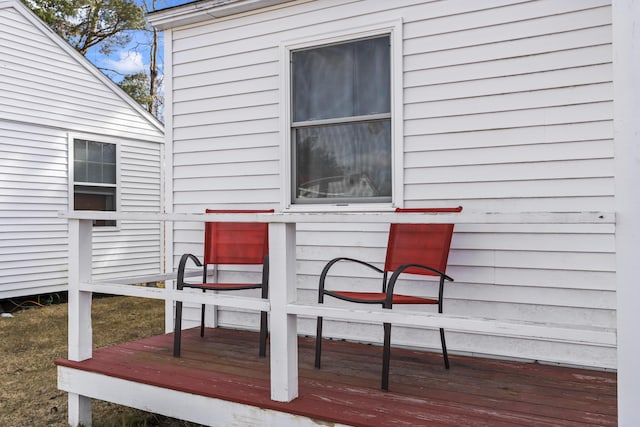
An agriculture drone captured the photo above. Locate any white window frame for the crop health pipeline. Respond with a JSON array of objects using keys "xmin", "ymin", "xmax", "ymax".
[
  {"xmin": 279, "ymin": 19, "xmax": 404, "ymax": 212},
  {"xmin": 68, "ymin": 133, "xmax": 121, "ymax": 228}
]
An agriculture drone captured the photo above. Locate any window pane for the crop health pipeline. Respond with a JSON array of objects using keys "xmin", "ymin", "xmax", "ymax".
[
  {"xmin": 88, "ymin": 162, "xmax": 102, "ymax": 182},
  {"xmin": 87, "ymin": 141, "xmax": 102, "ymax": 162},
  {"xmin": 292, "ymin": 36, "xmax": 390, "ymax": 122},
  {"xmin": 93, "ymin": 219, "xmax": 117, "ymax": 227},
  {"xmin": 74, "ymin": 140, "xmax": 116, "ymax": 184},
  {"xmin": 103, "ymin": 164, "xmax": 116, "ymax": 184},
  {"xmin": 103, "ymin": 143, "xmax": 116, "ymax": 163},
  {"xmin": 74, "ymin": 140, "xmax": 87, "ymax": 161},
  {"xmin": 295, "ymin": 120, "xmax": 391, "ymax": 201},
  {"xmin": 74, "ymin": 186, "xmax": 115, "ymax": 210},
  {"xmin": 74, "ymin": 160, "xmax": 87, "ymax": 182},
  {"xmin": 353, "ymin": 37, "xmax": 390, "ymax": 116},
  {"xmin": 74, "ymin": 186, "xmax": 116, "ymax": 226}
]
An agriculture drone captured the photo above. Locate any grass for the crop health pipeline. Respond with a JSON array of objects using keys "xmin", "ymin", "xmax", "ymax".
[{"xmin": 0, "ymin": 295, "xmax": 201, "ymax": 426}]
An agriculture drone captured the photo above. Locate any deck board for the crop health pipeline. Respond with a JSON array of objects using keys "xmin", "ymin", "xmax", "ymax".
[{"xmin": 56, "ymin": 328, "xmax": 617, "ymax": 426}]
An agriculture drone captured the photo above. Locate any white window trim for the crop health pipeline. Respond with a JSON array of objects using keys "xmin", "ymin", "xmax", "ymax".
[
  {"xmin": 279, "ymin": 19, "xmax": 404, "ymax": 212},
  {"xmin": 67, "ymin": 132, "xmax": 121, "ymax": 229}
]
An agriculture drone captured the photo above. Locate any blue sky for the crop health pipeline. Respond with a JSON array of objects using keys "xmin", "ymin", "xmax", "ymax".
[{"xmin": 85, "ymin": 0, "xmax": 193, "ymax": 83}]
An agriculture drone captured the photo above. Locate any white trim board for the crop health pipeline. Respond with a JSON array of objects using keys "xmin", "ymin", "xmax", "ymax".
[{"xmin": 58, "ymin": 367, "xmax": 350, "ymax": 427}]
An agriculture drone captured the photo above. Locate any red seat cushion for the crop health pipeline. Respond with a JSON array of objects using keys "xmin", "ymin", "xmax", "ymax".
[{"xmin": 330, "ymin": 291, "xmax": 438, "ymax": 305}]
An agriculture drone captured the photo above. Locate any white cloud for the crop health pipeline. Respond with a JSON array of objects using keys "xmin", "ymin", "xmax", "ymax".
[{"xmin": 104, "ymin": 51, "xmax": 146, "ymax": 75}]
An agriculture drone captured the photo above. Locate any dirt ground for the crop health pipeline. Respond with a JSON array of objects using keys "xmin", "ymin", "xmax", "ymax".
[{"xmin": 0, "ymin": 295, "xmax": 200, "ymax": 427}]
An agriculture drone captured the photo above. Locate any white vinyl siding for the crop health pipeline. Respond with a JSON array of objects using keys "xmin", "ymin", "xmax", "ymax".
[
  {"xmin": 166, "ymin": 0, "xmax": 614, "ymax": 369},
  {"xmin": 0, "ymin": 123, "xmax": 164, "ymax": 297},
  {"xmin": 0, "ymin": 0, "xmax": 164, "ymax": 298},
  {"xmin": 0, "ymin": 123, "xmax": 69, "ymax": 297}
]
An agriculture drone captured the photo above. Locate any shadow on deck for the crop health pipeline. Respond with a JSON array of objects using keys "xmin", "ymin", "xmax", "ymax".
[{"xmin": 56, "ymin": 328, "xmax": 617, "ymax": 426}]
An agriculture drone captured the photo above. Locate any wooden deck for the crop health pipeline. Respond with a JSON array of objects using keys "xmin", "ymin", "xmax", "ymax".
[{"xmin": 56, "ymin": 327, "xmax": 617, "ymax": 426}]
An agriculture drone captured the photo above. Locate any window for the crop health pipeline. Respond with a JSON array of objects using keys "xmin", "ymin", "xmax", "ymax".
[
  {"xmin": 73, "ymin": 139, "xmax": 117, "ymax": 227},
  {"xmin": 291, "ymin": 35, "xmax": 392, "ymax": 204}
]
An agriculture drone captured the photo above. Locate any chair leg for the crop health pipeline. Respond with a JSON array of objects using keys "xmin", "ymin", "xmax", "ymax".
[
  {"xmin": 314, "ymin": 316, "xmax": 323, "ymax": 369},
  {"xmin": 200, "ymin": 303, "xmax": 206, "ymax": 337},
  {"xmin": 173, "ymin": 301, "xmax": 183, "ymax": 357},
  {"xmin": 259, "ymin": 311, "xmax": 268, "ymax": 358},
  {"xmin": 382, "ymin": 322, "xmax": 391, "ymax": 391},
  {"xmin": 439, "ymin": 328, "xmax": 450, "ymax": 369}
]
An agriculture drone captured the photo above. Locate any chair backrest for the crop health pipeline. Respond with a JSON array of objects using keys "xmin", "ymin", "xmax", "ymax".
[
  {"xmin": 384, "ymin": 207, "xmax": 462, "ymax": 276},
  {"xmin": 204, "ymin": 209, "xmax": 274, "ymax": 265}
]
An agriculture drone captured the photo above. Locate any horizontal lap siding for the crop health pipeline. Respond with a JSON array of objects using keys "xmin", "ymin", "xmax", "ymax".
[
  {"xmin": 402, "ymin": 0, "xmax": 613, "ymax": 211},
  {"xmin": 170, "ymin": 0, "xmax": 615, "ymax": 368},
  {"xmin": 0, "ymin": 122, "xmax": 69, "ymax": 297},
  {"xmin": 0, "ymin": 124, "xmax": 164, "ymax": 295},
  {"xmin": 401, "ymin": 0, "xmax": 614, "ymax": 367},
  {"xmin": 0, "ymin": 2, "xmax": 164, "ymax": 297}
]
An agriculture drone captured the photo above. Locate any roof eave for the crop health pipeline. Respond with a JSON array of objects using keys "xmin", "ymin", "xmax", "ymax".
[{"xmin": 148, "ymin": 0, "xmax": 294, "ymax": 30}]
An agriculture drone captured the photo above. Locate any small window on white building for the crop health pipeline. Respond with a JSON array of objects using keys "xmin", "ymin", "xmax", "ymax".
[
  {"xmin": 73, "ymin": 139, "xmax": 116, "ymax": 227},
  {"xmin": 291, "ymin": 35, "xmax": 392, "ymax": 204}
]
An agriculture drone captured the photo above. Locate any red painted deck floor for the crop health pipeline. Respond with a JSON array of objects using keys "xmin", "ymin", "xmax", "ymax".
[{"xmin": 57, "ymin": 327, "xmax": 617, "ymax": 426}]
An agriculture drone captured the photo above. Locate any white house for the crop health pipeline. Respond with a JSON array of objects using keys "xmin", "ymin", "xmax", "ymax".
[
  {"xmin": 0, "ymin": 0, "xmax": 165, "ymax": 299},
  {"xmin": 151, "ymin": 0, "xmax": 616, "ymax": 369},
  {"xmin": 54, "ymin": 0, "xmax": 640, "ymax": 425}
]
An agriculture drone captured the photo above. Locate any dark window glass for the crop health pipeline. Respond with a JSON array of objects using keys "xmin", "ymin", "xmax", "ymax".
[
  {"xmin": 73, "ymin": 139, "xmax": 117, "ymax": 226},
  {"xmin": 295, "ymin": 120, "xmax": 391, "ymax": 200},
  {"xmin": 291, "ymin": 36, "xmax": 391, "ymax": 203},
  {"xmin": 74, "ymin": 140, "xmax": 116, "ymax": 184},
  {"xmin": 292, "ymin": 36, "xmax": 390, "ymax": 122}
]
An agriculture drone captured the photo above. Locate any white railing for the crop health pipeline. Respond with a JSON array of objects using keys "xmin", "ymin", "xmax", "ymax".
[{"xmin": 63, "ymin": 210, "xmax": 616, "ymax": 404}]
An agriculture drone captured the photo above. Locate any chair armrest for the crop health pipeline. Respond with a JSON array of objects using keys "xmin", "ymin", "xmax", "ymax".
[
  {"xmin": 389, "ymin": 263, "xmax": 453, "ymax": 283},
  {"xmin": 177, "ymin": 253, "xmax": 203, "ymax": 290},
  {"xmin": 319, "ymin": 257, "xmax": 384, "ymax": 299},
  {"xmin": 386, "ymin": 263, "xmax": 453, "ymax": 308}
]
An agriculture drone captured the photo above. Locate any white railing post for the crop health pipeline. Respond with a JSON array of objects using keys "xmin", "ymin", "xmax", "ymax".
[
  {"xmin": 67, "ymin": 218, "xmax": 93, "ymax": 426},
  {"xmin": 68, "ymin": 218, "xmax": 93, "ymax": 360},
  {"xmin": 268, "ymin": 222, "xmax": 299, "ymax": 402},
  {"xmin": 613, "ymin": 1, "xmax": 640, "ymax": 424},
  {"xmin": 67, "ymin": 393, "xmax": 92, "ymax": 427}
]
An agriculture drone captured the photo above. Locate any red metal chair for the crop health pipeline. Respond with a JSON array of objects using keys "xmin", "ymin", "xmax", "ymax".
[
  {"xmin": 314, "ymin": 206, "xmax": 462, "ymax": 390},
  {"xmin": 173, "ymin": 209, "xmax": 273, "ymax": 358}
]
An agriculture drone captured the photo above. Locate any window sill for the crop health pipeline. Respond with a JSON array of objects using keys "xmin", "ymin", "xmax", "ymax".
[{"xmin": 283, "ymin": 203, "xmax": 396, "ymax": 213}]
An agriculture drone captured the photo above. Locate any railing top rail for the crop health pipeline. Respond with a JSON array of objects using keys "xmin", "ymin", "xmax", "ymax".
[{"xmin": 59, "ymin": 210, "xmax": 615, "ymax": 224}]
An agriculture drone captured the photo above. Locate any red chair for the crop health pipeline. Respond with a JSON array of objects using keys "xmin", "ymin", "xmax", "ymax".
[
  {"xmin": 315, "ymin": 206, "xmax": 462, "ymax": 390},
  {"xmin": 173, "ymin": 209, "xmax": 273, "ymax": 358}
]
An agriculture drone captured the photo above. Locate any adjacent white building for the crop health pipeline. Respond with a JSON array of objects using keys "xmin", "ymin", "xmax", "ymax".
[
  {"xmin": 0, "ymin": 0, "xmax": 164, "ymax": 299},
  {"xmin": 150, "ymin": 0, "xmax": 617, "ymax": 371}
]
